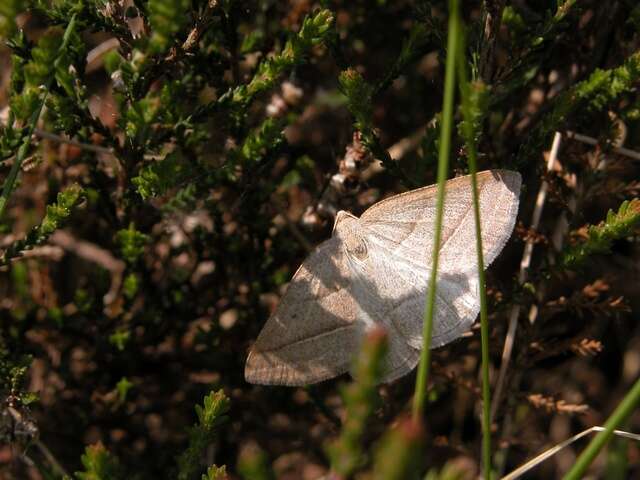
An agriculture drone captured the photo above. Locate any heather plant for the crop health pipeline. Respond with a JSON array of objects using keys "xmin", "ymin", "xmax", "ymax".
[{"xmin": 0, "ymin": 1, "xmax": 639, "ymax": 479}]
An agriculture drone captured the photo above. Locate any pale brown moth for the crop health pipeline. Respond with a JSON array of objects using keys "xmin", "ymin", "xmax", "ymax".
[{"xmin": 245, "ymin": 170, "xmax": 522, "ymax": 386}]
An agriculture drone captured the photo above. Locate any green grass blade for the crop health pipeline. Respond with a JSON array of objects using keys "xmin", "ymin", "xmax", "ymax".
[
  {"xmin": 455, "ymin": 22, "xmax": 493, "ymax": 480},
  {"xmin": 562, "ymin": 377, "xmax": 640, "ymax": 480},
  {"xmin": 412, "ymin": 0, "xmax": 460, "ymax": 420}
]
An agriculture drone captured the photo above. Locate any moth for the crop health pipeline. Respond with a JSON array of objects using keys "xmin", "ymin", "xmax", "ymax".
[{"xmin": 245, "ymin": 170, "xmax": 521, "ymax": 386}]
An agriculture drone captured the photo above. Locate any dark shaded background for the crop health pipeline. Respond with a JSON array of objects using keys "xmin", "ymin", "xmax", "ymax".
[{"xmin": 0, "ymin": 0, "xmax": 639, "ymax": 478}]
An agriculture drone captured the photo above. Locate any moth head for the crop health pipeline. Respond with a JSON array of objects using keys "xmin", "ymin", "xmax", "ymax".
[
  {"xmin": 332, "ymin": 210, "xmax": 358, "ymax": 234},
  {"xmin": 333, "ymin": 211, "xmax": 368, "ymax": 261}
]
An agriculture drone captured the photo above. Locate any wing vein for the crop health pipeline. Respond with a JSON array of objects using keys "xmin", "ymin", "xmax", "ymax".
[
  {"xmin": 437, "ymin": 181, "xmax": 479, "ymax": 257},
  {"xmin": 255, "ymin": 324, "xmax": 355, "ymax": 354}
]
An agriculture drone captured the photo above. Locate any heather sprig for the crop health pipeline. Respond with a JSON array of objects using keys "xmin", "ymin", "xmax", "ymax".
[
  {"xmin": 338, "ymin": 68, "xmax": 414, "ymax": 186},
  {"xmin": 496, "ymin": 0, "xmax": 579, "ymax": 101},
  {"xmin": 0, "ymin": 339, "xmax": 36, "ymax": 405},
  {"xmin": 520, "ymin": 50, "xmax": 640, "ymax": 162},
  {"xmin": 225, "ymin": 9, "xmax": 334, "ymax": 109},
  {"xmin": 371, "ymin": 418, "xmax": 424, "ymax": 480},
  {"xmin": 132, "ymin": 150, "xmax": 194, "ymax": 200},
  {"xmin": 326, "ymin": 327, "xmax": 388, "ymax": 477},
  {"xmin": 0, "ymin": 184, "xmax": 84, "ymax": 264},
  {"xmin": 561, "ymin": 199, "xmax": 640, "ymax": 269},
  {"xmin": 177, "ymin": 390, "xmax": 231, "ymax": 480},
  {"xmin": 237, "ymin": 445, "xmax": 274, "ymax": 480},
  {"xmin": 75, "ymin": 443, "xmax": 123, "ymax": 480},
  {"xmin": 238, "ymin": 118, "xmax": 285, "ymax": 165},
  {"xmin": 202, "ymin": 465, "xmax": 229, "ymax": 480},
  {"xmin": 147, "ymin": 0, "xmax": 192, "ymax": 54},
  {"xmin": 0, "ymin": 14, "xmax": 80, "ymax": 219},
  {"xmin": 115, "ymin": 223, "xmax": 150, "ymax": 264},
  {"xmin": 374, "ymin": 22, "xmax": 432, "ymax": 96},
  {"xmin": 457, "ymin": 81, "xmax": 490, "ymax": 148},
  {"xmin": 0, "ymin": 0, "xmax": 25, "ymax": 38}
]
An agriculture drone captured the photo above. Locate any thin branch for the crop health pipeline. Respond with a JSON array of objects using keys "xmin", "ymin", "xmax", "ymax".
[
  {"xmin": 565, "ymin": 130, "xmax": 640, "ymax": 161},
  {"xmin": 86, "ymin": 37, "xmax": 120, "ymax": 73},
  {"xmin": 360, "ymin": 126, "xmax": 426, "ymax": 182},
  {"xmin": 502, "ymin": 426, "xmax": 640, "ymax": 480},
  {"xmin": 135, "ymin": 2, "xmax": 221, "ymax": 96},
  {"xmin": 34, "ymin": 439, "xmax": 70, "ymax": 478},
  {"xmin": 479, "ymin": 0, "xmax": 507, "ymax": 82},
  {"xmin": 49, "ymin": 230, "xmax": 125, "ymax": 312},
  {"xmin": 34, "ymin": 129, "xmax": 115, "ymax": 155},
  {"xmin": 272, "ymin": 200, "xmax": 313, "ymax": 254},
  {"xmin": 491, "ymin": 131, "xmax": 562, "ymax": 421}
]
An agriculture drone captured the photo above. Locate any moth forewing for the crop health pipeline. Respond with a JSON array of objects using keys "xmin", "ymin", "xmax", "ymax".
[{"xmin": 244, "ymin": 237, "xmax": 360, "ymax": 386}]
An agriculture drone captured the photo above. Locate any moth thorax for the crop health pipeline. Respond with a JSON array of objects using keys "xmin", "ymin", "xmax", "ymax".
[{"xmin": 345, "ymin": 234, "xmax": 368, "ymax": 260}]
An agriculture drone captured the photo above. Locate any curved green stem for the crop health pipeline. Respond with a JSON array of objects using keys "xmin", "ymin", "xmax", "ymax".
[
  {"xmin": 412, "ymin": 0, "xmax": 460, "ymax": 420},
  {"xmin": 562, "ymin": 377, "xmax": 640, "ymax": 480},
  {"xmin": 456, "ymin": 31, "xmax": 493, "ymax": 480}
]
